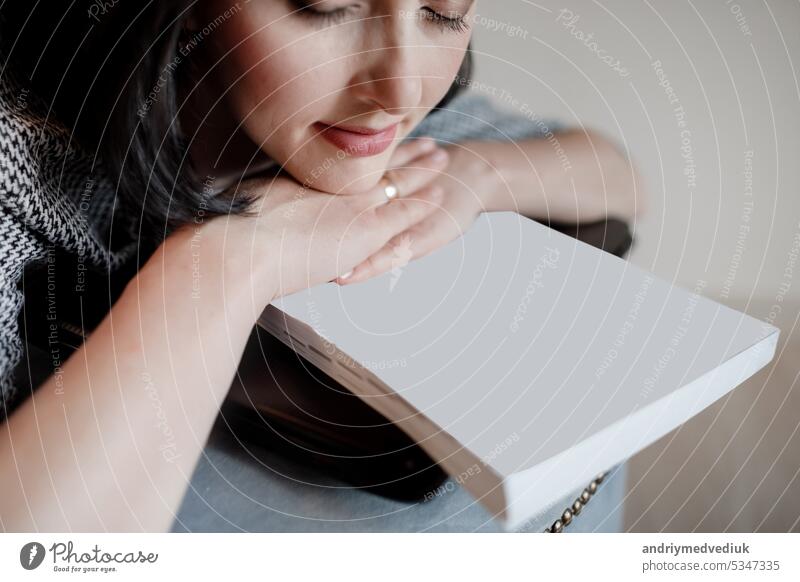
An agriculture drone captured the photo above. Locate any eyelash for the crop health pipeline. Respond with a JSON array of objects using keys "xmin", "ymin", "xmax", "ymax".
[
  {"xmin": 420, "ymin": 7, "xmax": 471, "ymax": 33},
  {"xmin": 294, "ymin": 6, "xmax": 355, "ymax": 26},
  {"xmin": 290, "ymin": 3, "xmax": 471, "ymax": 34}
]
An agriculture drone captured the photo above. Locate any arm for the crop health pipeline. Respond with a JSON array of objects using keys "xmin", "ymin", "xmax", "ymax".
[
  {"xmin": 0, "ymin": 223, "xmax": 273, "ymax": 531},
  {"xmin": 409, "ymin": 91, "xmax": 646, "ymax": 223},
  {"xmin": 0, "ymin": 142, "xmax": 445, "ymax": 532},
  {"xmin": 453, "ymin": 129, "xmax": 646, "ymax": 223}
]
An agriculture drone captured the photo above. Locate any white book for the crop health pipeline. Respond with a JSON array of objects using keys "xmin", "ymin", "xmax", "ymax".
[{"xmin": 258, "ymin": 211, "xmax": 779, "ymax": 530}]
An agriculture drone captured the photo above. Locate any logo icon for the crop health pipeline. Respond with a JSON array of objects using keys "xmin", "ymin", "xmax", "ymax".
[{"xmin": 20, "ymin": 542, "xmax": 46, "ymax": 570}]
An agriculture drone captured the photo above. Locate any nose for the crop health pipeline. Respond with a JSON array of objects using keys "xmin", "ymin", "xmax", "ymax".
[{"xmin": 349, "ymin": 24, "xmax": 424, "ymax": 115}]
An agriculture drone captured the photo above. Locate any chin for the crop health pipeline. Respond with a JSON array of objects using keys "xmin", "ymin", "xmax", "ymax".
[
  {"xmin": 315, "ymin": 173, "xmax": 383, "ymax": 196},
  {"xmin": 336, "ymin": 166, "xmax": 385, "ymax": 194},
  {"xmin": 291, "ymin": 153, "xmax": 387, "ymax": 195}
]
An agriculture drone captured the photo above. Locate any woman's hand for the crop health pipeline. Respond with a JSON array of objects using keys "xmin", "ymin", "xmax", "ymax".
[
  {"xmin": 335, "ymin": 129, "xmax": 647, "ymax": 287},
  {"xmin": 200, "ymin": 137, "xmax": 452, "ymax": 303},
  {"xmin": 335, "ymin": 142, "xmax": 490, "ymax": 285}
]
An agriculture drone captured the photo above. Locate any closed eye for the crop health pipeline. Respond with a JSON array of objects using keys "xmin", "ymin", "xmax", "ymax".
[
  {"xmin": 288, "ymin": 1, "xmax": 359, "ymax": 26},
  {"xmin": 288, "ymin": 1, "xmax": 471, "ymax": 34},
  {"xmin": 420, "ymin": 6, "xmax": 470, "ymax": 34}
]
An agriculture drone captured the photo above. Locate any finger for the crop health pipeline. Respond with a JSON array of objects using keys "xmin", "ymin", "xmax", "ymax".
[
  {"xmin": 329, "ymin": 183, "xmax": 442, "ymax": 284},
  {"xmin": 368, "ymin": 183, "xmax": 444, "ymax": 239},
  {"xmin": 353, "ymin": 148, "xmax": 450, "ymax": 211},
  {"xmin": 387, "ymin": 137, "xmax": 437, "ymax": 167},
  {"xmin": 338, "ymin": 201, "xmax": 454, "ymax": 285},
  {"xmin": 336, "ymin": 231, "xmax": 427, "ymax": 285}
]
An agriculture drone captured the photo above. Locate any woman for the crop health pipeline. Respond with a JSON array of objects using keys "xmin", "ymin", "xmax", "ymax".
[{"xmin": 0, "ymin": 1, "xmax": 641, "ymax": 531}]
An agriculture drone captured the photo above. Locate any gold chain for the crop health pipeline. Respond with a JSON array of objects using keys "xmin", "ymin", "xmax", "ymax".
[{"xmin": 543, "ymin": 471, "xmax": 607, "ymax": 533}]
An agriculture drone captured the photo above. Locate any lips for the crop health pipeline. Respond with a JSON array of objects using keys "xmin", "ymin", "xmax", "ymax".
[{"xmin": 313, "ymin": 121, "xmax": 399, "ymax": 157}]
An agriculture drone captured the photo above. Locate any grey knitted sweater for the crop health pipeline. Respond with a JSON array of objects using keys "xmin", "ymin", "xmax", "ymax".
[{"xmin": 0, "ymin": 58, "xmax": 558, "ymax": 420}]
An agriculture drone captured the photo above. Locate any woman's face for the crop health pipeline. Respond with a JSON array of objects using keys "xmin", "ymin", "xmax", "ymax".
[{"xmin": 194, "ymin": 0, "xmax": 475, "ymax": 193}]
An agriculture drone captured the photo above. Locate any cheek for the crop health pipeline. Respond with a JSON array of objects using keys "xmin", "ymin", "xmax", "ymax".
[
  {"xmin": 423, "ymin": 48, "xmax": 468, "ymax": 104},
  {"xmin": 215, "ymin": 13, "xmax": 337, "ymax": 150},
  {"xmin": 234, "ymin": 55, "xmax": 324, "ymax": 153}
]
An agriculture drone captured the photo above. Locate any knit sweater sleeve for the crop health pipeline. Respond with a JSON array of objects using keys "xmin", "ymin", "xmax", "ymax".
[
  {"xmin": 0, "ymin": 63, "xmax": 136, "ymax": 421},
  {"xmin": 0, "ymin": 206, "xmax": 48, "ymax": 419},
  {"xmin": 407, "ymin": 90, "xmax": 564, "ymax": 144}
]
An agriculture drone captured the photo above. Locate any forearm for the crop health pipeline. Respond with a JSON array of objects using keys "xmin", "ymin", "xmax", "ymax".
[
  {"xmin": 0, "ymin": 221, "xmax": 273, "ymax": 531},
  {"xmin": 460, "ymin": 130, "xmax": 644, "ymax": 223}
]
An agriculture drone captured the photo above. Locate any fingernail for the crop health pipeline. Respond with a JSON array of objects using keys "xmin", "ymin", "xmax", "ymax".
[
  {"xmin": 420, "ymin": 138, "xmax": 436, "ymax": 151},
  {"xmin": 340, "ymin": 270, "xmax": 353, "ymax": 280}
]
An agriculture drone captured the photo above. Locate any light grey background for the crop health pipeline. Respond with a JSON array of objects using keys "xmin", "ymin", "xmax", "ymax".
[
  {"xmin": 469, "ymin": 0, "xmax": 800, "ymax": 531},
  {"xmin": 471, "ymin": 0, "xmax": 799, "ymax": 302}
]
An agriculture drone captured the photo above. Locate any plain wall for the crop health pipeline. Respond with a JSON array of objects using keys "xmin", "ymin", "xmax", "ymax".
[
  {"xmin": 470, "ymin": 0, "xmax": 799, "ymax": 305},
  {"xmin": 469, "ymin": 0, "xmax": 800, "ymax": 532}
]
